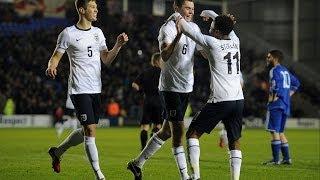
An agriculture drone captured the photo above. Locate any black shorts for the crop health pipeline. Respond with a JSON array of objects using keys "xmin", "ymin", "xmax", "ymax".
[
  {"xmin": 70, "ymin": 93, "xmax": 101, "ymax": 125},
  {"xmin": 160, "ymin": 91, "xmax": 190, "ymax": 122},
  {"xmin": 189, "ymin": 100, "xmax": 244, "ymax": 143},
  {"xmin": 141, "ymin": 95, "xmax": 163, "ymax": 125}
]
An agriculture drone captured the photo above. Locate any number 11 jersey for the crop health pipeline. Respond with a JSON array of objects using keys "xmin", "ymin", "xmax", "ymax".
[{"xmin": 206, "ymin": 32, "xmax": 243, "ymax": 103}]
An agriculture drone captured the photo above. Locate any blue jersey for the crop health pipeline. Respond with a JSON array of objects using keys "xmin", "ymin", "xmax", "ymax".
[{"xmin": 268, "ymin": 65, "xmax": 300, "ymax": 115}]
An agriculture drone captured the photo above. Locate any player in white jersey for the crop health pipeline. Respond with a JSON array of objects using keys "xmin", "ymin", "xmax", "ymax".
[
  {"xmin": 46, "ymin": 0, "xmax": 128, "ymax": 179},
  {"xmin": 127, "ymin": 1, "xmax": 205, "ymax": 180},
  {"xmin": 171, "ymin": 10, "xmax": 244, "ymax": 180}
]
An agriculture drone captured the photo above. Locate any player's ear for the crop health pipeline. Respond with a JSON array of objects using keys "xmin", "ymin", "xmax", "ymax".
[{"xmin": 78, "ymin": 7, "xmax": 85, "ymax": 14}]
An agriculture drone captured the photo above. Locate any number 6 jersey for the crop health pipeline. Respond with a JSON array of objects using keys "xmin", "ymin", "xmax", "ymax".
[
  {"xmin": 178, "ymin": 19, "xmax": 244, "ymax": 103},
  {"xmin": 55, "ymin": 25, "xmax": 108, "ymax": 95},
  {"xmin": 158, "ymin": 20, "xmax": 202, "ymax": 93}
]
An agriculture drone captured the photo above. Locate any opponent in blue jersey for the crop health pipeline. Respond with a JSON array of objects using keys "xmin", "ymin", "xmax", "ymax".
[{"xmin": 263, "ymin": 50, "xmax": 300, "ymax": 165}]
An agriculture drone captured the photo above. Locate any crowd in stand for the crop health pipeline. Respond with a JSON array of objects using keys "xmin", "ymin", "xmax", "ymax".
[{"xmin": 1, "ymin": 4, "xmax": 319, "ymax": 120}]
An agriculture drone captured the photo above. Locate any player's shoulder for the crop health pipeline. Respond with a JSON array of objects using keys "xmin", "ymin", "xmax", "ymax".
[{"xmin": 160, "ymin": 20, "xmax": 175, "ymax": 32}]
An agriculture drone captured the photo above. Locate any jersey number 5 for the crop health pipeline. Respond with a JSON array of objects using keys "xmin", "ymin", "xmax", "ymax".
[
  {"xmin": 223, "ymin": 52, "xmax": 239, "ymax": 74},
  {"xmin": 87, "ymin": 46, "xmax": 92, "ymax": 57}
]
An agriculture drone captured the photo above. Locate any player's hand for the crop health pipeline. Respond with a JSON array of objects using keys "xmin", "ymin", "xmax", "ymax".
[
  {"xmin": 46, "ymin": 66, "xmax": 57, "ymax": 79},
  {"xmin": 175, "ymin": 16, "xmax": 183, "ymax": 35},
  {"xmin": 226, "ymin": 14, "xmax": 236, "ymax": 24},
  {"xmin": 200, "ymin": 10, "xmax": 218, "ymax": 21},
  {"xmin": 116, "ymin": 33, "xmax": 129, "ymax": 47}
]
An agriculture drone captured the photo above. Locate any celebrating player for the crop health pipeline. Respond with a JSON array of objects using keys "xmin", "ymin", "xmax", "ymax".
[
  {"xmin": 172, "ymin": 10, "xmax": 244, "ymax": 180},
  {"xmin": 46, "ymin": 0, "xmax": 128, "ymax": 179},
  {"xmin": 127, "ymin": 0, "xmax": 205, "ymax": 179},
  {"xmin": 263, "ymin": 50, "xmax": 300, "ymax": 165}
]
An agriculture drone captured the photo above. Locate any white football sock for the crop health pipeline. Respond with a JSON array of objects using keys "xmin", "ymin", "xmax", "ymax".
[
  {"xmin": 187, "ymin": 138, "xmax": 200, "ymax": 179},
  {"xmin": 84, "ymin": 136, "xmax": 104, "ymax": 180},
  {"xmin": 172, "ymin": 146, "xmax": 190, "ymax": 180},
  {"xmin": 55, "ymin": 128, "xmax": 83, "ymax": 157},
  {"xmin": 229, "ymin": 150, "xmax": 242, "ymax": 180},
  {"xmin": 134, "ymin": 134, "xmax": 164, "ymax": 168}
]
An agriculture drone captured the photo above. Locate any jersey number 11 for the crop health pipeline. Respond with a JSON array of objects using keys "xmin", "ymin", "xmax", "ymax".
[{"xmin": 223, "ymin": 52, "xmax": 239, "ymax": 74}]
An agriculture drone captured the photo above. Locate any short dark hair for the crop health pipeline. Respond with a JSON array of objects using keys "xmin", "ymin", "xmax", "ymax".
[
  {"xmin": 174, "ymin": 0, "xmax": 193, "ymax": 7},
  {"xmin": 269, "ymin": 50, "xmax": 284, "ymax": 62},
  {"xmin": 215, "ymin": 15, "xmax": 234, "ymax": 35},
  {"xmin": 75, "ymin": 0, "xmax": 96, "ymax": 10}
]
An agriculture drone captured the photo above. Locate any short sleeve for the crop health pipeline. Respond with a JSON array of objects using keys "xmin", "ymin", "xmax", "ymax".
[
  {"xmin": 55, "ymin": 29, "xmax": 70, "ymax": 54},
  {"xmin": 158, "ymin": 22, "xmax": 176, "ymax": 48},
  {"xmin": 98, "ymin": 29, "xmax": 108, "ymax": 51}
]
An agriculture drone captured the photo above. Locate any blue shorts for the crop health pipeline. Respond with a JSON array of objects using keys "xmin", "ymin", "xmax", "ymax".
[{"xmin": 265, "ymin": 108, "xmax": 287, "ymax": 133}]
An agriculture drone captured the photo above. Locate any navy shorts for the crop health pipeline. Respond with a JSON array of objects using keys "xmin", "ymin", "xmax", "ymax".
[
  {"xmin": 265, "ymin": 108, "xmax": 287, "ymax": 133},
  {"xmin": 189, "ymin": 100, "xmax": 244, "ymax": 143},
  {"xmin": 70, "ymin": 93, "xmax": 101, "ymax": 125},
  {"xmin": 160, "ymin": 91, "xmax": 189, "ymax": 122}
]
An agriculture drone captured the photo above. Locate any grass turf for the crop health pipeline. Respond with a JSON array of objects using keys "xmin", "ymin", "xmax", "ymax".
[{"xmin": 0, "ymin": 128, "xmax": 319, "ymax": 180}]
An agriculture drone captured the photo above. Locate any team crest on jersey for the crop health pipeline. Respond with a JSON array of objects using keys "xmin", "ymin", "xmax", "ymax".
[
  {"xmin": 94, "ymin": 34, "xmax": 99, "ymax": 42},
  {"xmin": 80, "ymin": 114, "xmax": 87, "ymax": 121},
  {"xmin": 169, "ymin": 110, "xmax": 176, "ymax": 117}
]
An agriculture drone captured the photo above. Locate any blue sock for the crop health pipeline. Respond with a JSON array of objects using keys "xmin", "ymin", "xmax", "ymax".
[
  {"xmin": 271, "ymin": 140, "xmax": 281, "ymax": 162},
  {"xmin": 281, "ymin": 142, "xmax": 290, "ymax": 161}
]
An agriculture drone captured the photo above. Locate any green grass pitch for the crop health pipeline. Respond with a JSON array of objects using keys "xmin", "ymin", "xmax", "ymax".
[{"xmin": 0, "ymin": 128, "xmax": 319, "ymax": 179}]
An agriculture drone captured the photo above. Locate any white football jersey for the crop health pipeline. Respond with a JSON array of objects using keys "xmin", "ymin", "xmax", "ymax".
[
  {"xmin": 180, "ymin": 19, "xmax": 244, "ymax": 103},
  {"xmin": 158, "ymin": 20, "xmax": 202, "ymax": 93},
  {"xmin": 55, "ymin": 25, "xmax": 108, "ymax": 95}
]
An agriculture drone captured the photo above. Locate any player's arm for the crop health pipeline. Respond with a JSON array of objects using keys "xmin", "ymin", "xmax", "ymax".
[
  {"xmin": 160, "ymin": 33, "xmax": 182, "ymax": 62},
  {"xmin": 176, "ymin": 16, "xmax": 213, "ymax": 49},
  {"xmin": 268, "ymin": 70, "xmax": 281, "ymax": 102},
  {"xmin": 100, "ymin": 33, "xmax": 128, "ymax": 66},
  {"xmin": 289, "ymin": 72, "xmax": 300, "ymax": 96},
  {"xmin": 201, "ymin": 10, "xmax": 239, "ymax": 41},
  {"xmin": 46, "ymin": 29, "xmax": 69, "ymax": 79},
  {"xmin": 46, "ymin": 50, "xmax": 64, "ymax": 79}
]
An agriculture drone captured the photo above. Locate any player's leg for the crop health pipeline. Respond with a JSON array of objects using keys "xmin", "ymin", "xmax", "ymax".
[
  {"xmin": 48, "ymin": 127, "xmax": 84, "ymax": 173},
  {"xmin": 279, "ymin": 113, "xmax": 291, "ymax": 164},
  {"xmin": 127, "ymin": 119, "xmax": 169, "ymax": 180},
  {"xmin": 74, "ymin": 94, "xmax": 104, "ymax": 179},
  {"xmin": 168, "ymin": 92, "xmax": 191, "ymax": 180},
  {"xmin": 223, "ymin": 100, "xmax": 244, "ymax": 180},
  {"xmin": 219, "ymin": 128, "xmax": 228, "ymax": 148},
  {"xmin": 264, "ymin": 109, "xmax": 282, "ymax": 165},
  {"xmin": 140, "ymin": 124, "xmax": 150, "ymax": 150}
]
